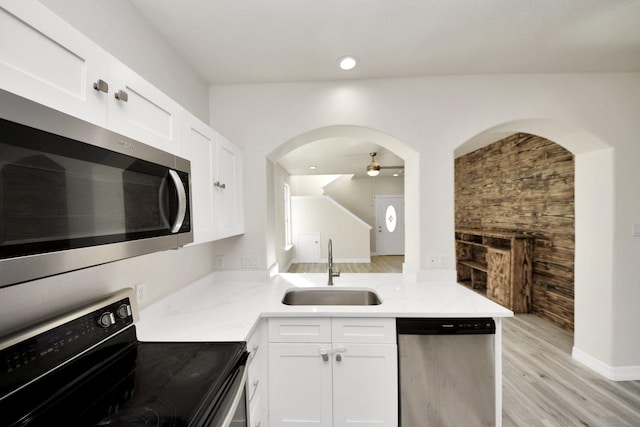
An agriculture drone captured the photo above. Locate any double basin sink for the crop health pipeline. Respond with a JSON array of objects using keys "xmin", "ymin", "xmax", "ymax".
[{"xmin": 282, "ymin": 287, "xmax": 382, "ymax": 306}]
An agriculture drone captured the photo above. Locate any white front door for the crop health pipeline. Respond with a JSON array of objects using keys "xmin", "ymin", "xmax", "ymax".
[
  {"xmin": 375, "ymin": 196, "xmax": 405, "ymax": 255},
  {"xmin": 297, "ymin": 232, "xmax": 321, "ymax": 262}
]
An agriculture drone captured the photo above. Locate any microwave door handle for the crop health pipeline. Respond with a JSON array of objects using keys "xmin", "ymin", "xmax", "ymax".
[{"xmin": 168, "ymin": 170, "xmax": 187, "ymax": 233}]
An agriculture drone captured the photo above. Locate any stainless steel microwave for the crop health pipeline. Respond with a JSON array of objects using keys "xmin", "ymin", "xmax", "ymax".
[{"xmin": 0, "ymin": 89, "xmax": 193, "ymax": 288}]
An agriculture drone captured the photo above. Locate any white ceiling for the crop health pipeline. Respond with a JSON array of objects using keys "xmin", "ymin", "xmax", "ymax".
[
  {"xmin": 130, "ymin": 0, "xmax": 640, "ymax": 85},
  {"xmin": 129, "ymin": 0, "xmax": 640, "ymax": 175},
  {"xmin": 277, "ymin": 138, "xmax": 405, "ymax": 178}
]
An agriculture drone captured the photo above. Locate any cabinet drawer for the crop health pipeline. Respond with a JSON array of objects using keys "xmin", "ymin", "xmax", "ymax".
[
  {"xmin": 332, "ymin": 318, "xmax": 396, "ymax": 344},
  {"xmin": 268, "ymin": 318, "xmax": 331, "ymax": 343}
]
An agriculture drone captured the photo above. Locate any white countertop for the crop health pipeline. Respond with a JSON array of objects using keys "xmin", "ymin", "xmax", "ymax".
[{"xmin": 136, "ymin": 272, "xmax": 513, "ymax": 342}]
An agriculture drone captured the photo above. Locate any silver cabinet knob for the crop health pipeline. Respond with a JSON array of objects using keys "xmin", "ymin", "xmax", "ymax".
[
  {"xmin": 93, "ymin": 79, "xmax": 109, "ymax": 93},
  {"xmin": 114, "ymin": 89, "xmax": 128, "ymax": 102},
  {"xmin": 336, "ymin": 353, "xmax": 342, "ymax": 362},
  {"xmin": 319, "ymin": 347, "xmax": 329, "ymax": 362}
]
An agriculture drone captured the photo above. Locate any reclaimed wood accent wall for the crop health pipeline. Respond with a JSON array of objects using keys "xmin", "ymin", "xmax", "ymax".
[{"xmin": 455, "ymin": 133, "xmax": 575, "ymax": 330}]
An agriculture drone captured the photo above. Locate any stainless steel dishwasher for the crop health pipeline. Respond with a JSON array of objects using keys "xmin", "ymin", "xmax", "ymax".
[{"xmin": 397, "ymin": 318, "xmax": 496, "ymax": 427}]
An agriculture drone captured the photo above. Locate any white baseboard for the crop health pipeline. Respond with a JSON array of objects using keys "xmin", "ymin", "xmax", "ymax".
[
  {"xmin": 572, "ymin": 346, "xmax": 640, "ymax": 381},
  {"xmin": 291, "ymin": 258, "xmax": 371, "ymax": 264}
]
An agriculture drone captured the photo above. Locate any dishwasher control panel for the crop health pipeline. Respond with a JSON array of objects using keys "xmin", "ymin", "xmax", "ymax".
[{"xmin": 396, "ymin": 318, "xmax": 496, "ymax": 335}]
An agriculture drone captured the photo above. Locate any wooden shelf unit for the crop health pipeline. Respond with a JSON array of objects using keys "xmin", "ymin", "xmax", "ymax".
[{"xmin": 455, "ymin": 228, "xmax": 533, "ymax": 313}]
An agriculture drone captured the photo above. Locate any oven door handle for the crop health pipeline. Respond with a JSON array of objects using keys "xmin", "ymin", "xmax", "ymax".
[
  {"xmin": 168, "ymin": 169, "xmax": 187, "ymax": 233},
  {"xmin": 220, "ymin": 364, "xmax": 248, "ymax": 427}
]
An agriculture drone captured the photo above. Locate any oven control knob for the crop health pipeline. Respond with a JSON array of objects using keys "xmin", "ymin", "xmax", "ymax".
[
  {"xmin": 98, "ymin": 312, "xmax": 116, "ymax": 328},
  {"xmin": 116, "ymin": 303, "xmax": 132, "ymax": 319}
]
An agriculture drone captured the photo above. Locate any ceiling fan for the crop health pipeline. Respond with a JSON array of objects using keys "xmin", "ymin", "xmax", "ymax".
[{"xmin": 366, "ymin": 152, "xmax": 404, "ymax": 177}]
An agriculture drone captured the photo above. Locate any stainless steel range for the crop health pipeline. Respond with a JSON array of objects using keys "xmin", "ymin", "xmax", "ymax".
[{"xmin": 0, "ymin": 289, "xmax": 248, "ymax": 427}]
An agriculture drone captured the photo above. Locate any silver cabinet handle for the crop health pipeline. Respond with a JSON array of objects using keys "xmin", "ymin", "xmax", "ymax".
[
  {"xmin": 168, "ymin": 170, "xmax": 187, "ymax": 233},
  {"xmin": 249, "ymin": 344, "xmax": 259, "ymax": 362},
  {"xmin": 114, "ymin": 89, "xmax": 128, "ymax": 102},
  {"xmin": 249, "ymin": 378, "xmax": 260, "ymax": 401},
  {"xmin": 214, "ymin": 181, "xmax": 226, "ymax": 189},
  {"xmin": 319, "ymin": 347, "xmax": 329, "ymax": 362},
  {"xmin": 336, "ymin": 353, "xmax": 342, "ymax": 362},
  {"xmin": 93, "ymin": 79, "xmax": 109, "ymax": 93}
]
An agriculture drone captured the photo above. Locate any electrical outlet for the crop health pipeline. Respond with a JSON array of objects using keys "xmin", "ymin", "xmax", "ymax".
[
  {"xmin": 135, "ymin": 283, "xmax": 147, "ymax": 303},
  {"xmin": 438, "ymin": 254, "xmax": 447, "ymax": 268},
  {"xmin": 216, "ymin": 255, "xmax": 224, "ymax": 269},
  {"xmin": 241, "ymin": 254, "xmax": 260, "ymax": 269}
]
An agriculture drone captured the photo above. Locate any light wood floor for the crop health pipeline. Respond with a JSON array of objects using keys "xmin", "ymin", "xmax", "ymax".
[
  {"xmin": 502, "ymin": 315, "xmax": 640, "ymax": 427},
  {"xmin": 286, "ymin": 255, "xmax": 404, "ymax": 273}
]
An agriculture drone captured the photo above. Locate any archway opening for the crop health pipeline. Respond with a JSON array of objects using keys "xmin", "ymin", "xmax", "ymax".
[
  {"xmin": 267, "ymin": 125, "xmax": 420, "ymax": 274},
  {"xmin": 455, "ymin": 118, "xmax": 613, "ymax": 356}
]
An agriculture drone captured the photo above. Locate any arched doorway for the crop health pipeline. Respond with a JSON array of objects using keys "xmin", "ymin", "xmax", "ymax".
[
  {"xmin": 456, "ymin": 119, "xmax": 613, "ymax": 372},
  {"xmin": 267, "ymin": 125, "xmax": 420, "ymax": 273}
]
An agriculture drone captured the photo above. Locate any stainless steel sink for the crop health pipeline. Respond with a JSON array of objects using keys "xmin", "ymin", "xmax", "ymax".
[{"xmin": 281, "ymin": 287, "xmax": 382, "ymax": 306}]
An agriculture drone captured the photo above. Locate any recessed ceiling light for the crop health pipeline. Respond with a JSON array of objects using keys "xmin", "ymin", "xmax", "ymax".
[
  {"xmin": 338, "ymin": 56, "xmax": 358, "ymax": 71},
  {"xmin": 309, "ymin": 165, "xmax": 317, "ymax": 170}
]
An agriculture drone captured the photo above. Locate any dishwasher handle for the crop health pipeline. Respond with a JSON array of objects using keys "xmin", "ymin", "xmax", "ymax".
[{"xmin": 396, "ymin": 318, "xmax": 495, "ymax": 335}]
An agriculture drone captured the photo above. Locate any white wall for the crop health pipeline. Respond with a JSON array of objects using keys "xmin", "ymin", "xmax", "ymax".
[
  {"xmin": 292, "ymin": 196, "xmax": 371, "ymax": 262},
  {"xmin": 39, "ymin": 0, "xmax": 210, "ymax": 122},
  {"xmin": 209, "ymin": 73, "xmax": 640, "ymax": 376},
  {"xmin": 0, "ymin": 242, "xmax": 220, "ymax": 335},
  {"xmin": 272, "ymin": 162, "xmax": 293, "ymax": 272}
]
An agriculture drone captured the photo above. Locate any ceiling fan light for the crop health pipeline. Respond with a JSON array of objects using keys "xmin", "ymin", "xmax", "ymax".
[{"xmin": 367, "ymin": 162, "xmax": 381, "ymax": 176}]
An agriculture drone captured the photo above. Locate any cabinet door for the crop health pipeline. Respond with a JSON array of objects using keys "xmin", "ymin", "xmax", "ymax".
[
  {"xmin": 247, "ymin": 320, "xmax": 269, "ymax": 427},
  {"xmin": 216, "ymin": 133, "xmax": 244, "ymax": 239},
  {"xmin": 182, "ymin": 111, "xmax": 218, "ymax": 243},
  {"xmin": 487, "ymin": 248, "xmax": 511, "ymax": 307},
  {"xmin": 107, "ymin": 56, "xmax": 181, "ymax": 153},
  {"xmin": 332, "ymin": 344, "xmax": 398, "ymax": 427},
  {"xmin": 0, "ymin": 0, "xmax": 108, "ymax": 126},
  {"xmin": 269, "ymin": 343, "xmax": 333, "ymax": 427}
]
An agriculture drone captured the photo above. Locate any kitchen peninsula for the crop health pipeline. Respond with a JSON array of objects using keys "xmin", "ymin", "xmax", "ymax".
[{"xmin": 137, "ymin": 273, "xmax": 512, "ymax": 427}]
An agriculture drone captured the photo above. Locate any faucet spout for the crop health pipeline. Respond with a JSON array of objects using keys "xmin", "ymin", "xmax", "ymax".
[{"xmin": 328, "ymin": 239, "xmax": 340, "ymax": 286}]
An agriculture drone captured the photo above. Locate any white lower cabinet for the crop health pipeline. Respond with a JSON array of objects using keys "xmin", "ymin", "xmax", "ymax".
[
  {"xmin": 268, "ymin": 318, "xmax": 398, "ymax": 427},
  {"xmin": 247, "ymin": 319, "xmax": 269, "ymax": 427}
]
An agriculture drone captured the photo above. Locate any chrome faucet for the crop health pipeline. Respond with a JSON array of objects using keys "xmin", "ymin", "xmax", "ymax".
[{"xmin": 327, "ymin": 239, "xmax": 340, "ymax": 286}]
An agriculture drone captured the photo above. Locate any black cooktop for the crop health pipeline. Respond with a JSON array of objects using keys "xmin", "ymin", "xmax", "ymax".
[
  {"xmin": 1, "ymin": 326, "xmax": 246, "ymax": 426},
  {"xmin": 1, "ymin": 292, "xmax": 246, "ymax": 427}
]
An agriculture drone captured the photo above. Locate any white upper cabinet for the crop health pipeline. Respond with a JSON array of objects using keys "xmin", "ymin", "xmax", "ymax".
[
  {"xmin": 2, "ymin": 0, "xmax": 242, "ymax": 243},
  {"xmin": 0, "ymin": 0, "xmax": 108, "ymax": 126},
  {"xmin": 182, "ymin": 110, "xmax": 217, "ymax": 244},
  {"xmin": 106, "ymin": 57, "xmax": 182, "ymax": 154},
  {"xmin": 215, "ymin": 132, "xmax": 244, "ymax": 239},
  {"xmin": 182, "ymin": 111, "xmax": 245, "ymax": 244},
  {"xmin": 0, "ymin": 0, "xmax": 182, "ymax": 153}
]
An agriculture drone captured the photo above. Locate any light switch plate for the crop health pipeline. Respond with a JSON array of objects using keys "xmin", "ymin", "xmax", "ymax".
[{"xmin": 633, "ymin": 223, "xmax": 640, "ymax": 237}]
